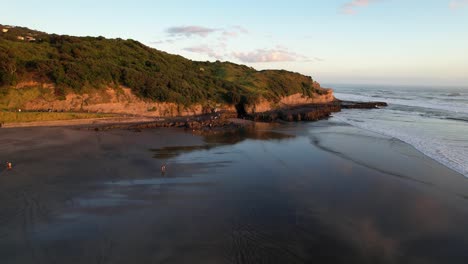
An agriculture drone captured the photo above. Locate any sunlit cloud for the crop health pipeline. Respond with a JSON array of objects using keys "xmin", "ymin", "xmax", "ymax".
[
  {"xmin": 150, "ymin": 37, "xmax": 184, "ymax": 45},
  {"xmin": 232, "ymin": 49, "xmax": 310, "ymax": 63},
  {"xmin": 162, "ymin": 26, "xmax": 318, "ymax": 65},
  {"xmin": 219, "ymin": 26, "xmax": 249, "ymax": 42},
  {"xmin": 222, "ymin": 31, "xmax": 239, "ymax": 38},
  {"xmin": 154, "ymin": 25, "xmax": 249, "ymax": 52},
  {"xmin": 341, "ymin": 0, "xmax": 375, "ymax": 14},
  {"xmin": 449, "ymin": 0, "xmax": 468, "ymax": 9},
  {"xmin": 166, "ymin": 25, "xmax": 249, "ymax": 39},
  {"xmin": 230, "ymin": 25, "xmax": 249, "ymax": 35},
  {"xmin": 166, "ymin": 26, "xmax": 218, "ymax": 37},
  {"xmin": 183, "ymin": 45, "xmax": 225, "ymax": 60}
]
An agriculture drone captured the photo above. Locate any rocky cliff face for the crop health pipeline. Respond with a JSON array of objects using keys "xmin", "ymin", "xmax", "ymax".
[
  {"xmin": 244, "ymin": 89, "xmax": 335, "ymax": 114},
  {"xmin": 19, "ymin": 86, "xmax": 231, "ymax": 117},
  {"xmin": 12, "ymin": 84, "xmax": 336, "ymax": 117}
]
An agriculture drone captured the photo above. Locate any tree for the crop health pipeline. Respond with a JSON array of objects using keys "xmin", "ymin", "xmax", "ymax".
[{"xmin": 0, "ymin": 48, "xmax": 17, "ymax": 86}]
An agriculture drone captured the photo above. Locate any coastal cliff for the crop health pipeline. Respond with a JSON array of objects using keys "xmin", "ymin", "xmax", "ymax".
[
  {"xmin": 0, "ymin": 24, "xmax": 387, "ymax": 129},
  {"xmin": 244, "ymin": 89, "xmax": 335, "ymax": 114},
  {"xmin": 4, "ymin": 84, "xmax": 335, "ymax": 118},
  {"xmin": 0, "ymin": 24, "xmax": 333, "ymax": 118}
]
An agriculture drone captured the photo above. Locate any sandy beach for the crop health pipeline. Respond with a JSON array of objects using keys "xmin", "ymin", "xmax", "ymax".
[
  {"xmin": 0, "ymin": 116, "xmax": 161, "ymax": 128},
  {"xmin": 1, "ymin": 122, "xmax": 468, "ymax": 263}
]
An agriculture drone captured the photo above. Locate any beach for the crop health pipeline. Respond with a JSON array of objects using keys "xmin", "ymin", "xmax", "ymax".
[
  {"xmin": 1, "ymin": 122, "xmax": 468, "ymax": 263},
  {"xmin": 332, "ymin": 85, "xmax": 468, "ymax": 177}
]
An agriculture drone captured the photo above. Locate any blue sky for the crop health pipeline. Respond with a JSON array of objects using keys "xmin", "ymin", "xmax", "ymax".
[{"xmin": 2, "ymin": 0, "xmax": 468, "ymax": 86}]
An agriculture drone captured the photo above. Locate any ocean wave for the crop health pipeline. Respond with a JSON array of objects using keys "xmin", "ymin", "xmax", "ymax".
[
  {"xmin": 332, "ymin": 112, "xmax": 468, "ymax": 178},
  {"xmin": 335, "ymin": 93, "xmax": 468, "ymax": 115},
  {"xmin": 446, "ymin": 117, "xmax": 468, "ymax": 123}
]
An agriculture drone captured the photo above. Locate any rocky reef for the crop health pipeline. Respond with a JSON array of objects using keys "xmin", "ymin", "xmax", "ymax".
[
  {"xmin": 89, "ymin": 100, "xmax": 387, "ymax": 133},
  {"xmin": 340, "ymin": 101, "xmax": 388, "ymax": 109},
  {"xmin": 248, "ymin": 100, "xmax": 387, "ymax": 123}
]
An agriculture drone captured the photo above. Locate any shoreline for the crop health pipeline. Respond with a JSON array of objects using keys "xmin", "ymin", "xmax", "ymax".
[
  {"xmin": 332, "ymin": 112, "xmax": 468, "ymax": 178},
  {"xmin": 1, "ymin": 120, "xmax": 468, "ymax": 263},
  {"xmin": 0, "ymin": 116, "xmax": 160, "ymax": 128},
  {"xmin": 5, "ymin": 99, "xmax": 464, "ymax": 181},
  {"xmin": 0, "ymin": 100, "xmax": 387, "ymax": 129}
]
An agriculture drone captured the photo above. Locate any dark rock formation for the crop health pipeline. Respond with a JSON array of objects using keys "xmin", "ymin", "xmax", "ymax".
[
  {"xmin": 340, "ymin": 101, "xmax": 388, "ymax": 109},
  {"xmin": 251, "ymin": 102, "xmax": 341, "ymax": 122},
  {"xmin": 90, "ymin": 111, "xmax": 245, "ymax": 132},
  {"xmin": 248, "ymin": 100, "xmax": 387, "ymax": 123},
  {"xmin": 88, "ymin": 100, "xmax": 388, "ymax": 132}
]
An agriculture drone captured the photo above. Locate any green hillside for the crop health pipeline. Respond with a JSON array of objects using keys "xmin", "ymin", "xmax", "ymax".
[{"xmin": 0, "ymin": 25, "xmax": 326, "ymax": 106}]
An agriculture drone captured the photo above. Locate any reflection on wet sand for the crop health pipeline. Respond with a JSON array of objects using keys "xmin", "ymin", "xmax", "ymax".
[
  {"xmin": 309, "ymin": 135, "xmax": 433, "ymax": 185},
  {"xmin": 1, "ymin": 124, "xmax": 468, "ymax": 263},
  {"xmin": 151, "ymin": 127, "xmax": 295, "ymax": 160}
]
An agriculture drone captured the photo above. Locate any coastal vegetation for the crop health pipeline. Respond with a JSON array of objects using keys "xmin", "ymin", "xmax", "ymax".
[
  {"xmin": 0, "ymin": 111, "xmax": 114, "ymax": 124},
  {"xmin": 0, "ymin": 25, "xmax": 326, "ymax": 107}
]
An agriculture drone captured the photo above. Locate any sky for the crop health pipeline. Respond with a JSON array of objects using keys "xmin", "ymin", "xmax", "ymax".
[{"xmin": 1, "ymin": 0, "xmax": 468, "ymax": 87}]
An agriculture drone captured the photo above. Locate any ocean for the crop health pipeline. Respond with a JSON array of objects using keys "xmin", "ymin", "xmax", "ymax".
[{"xmin": 330, "ymin": 84, "xmax": 468, "ymax": 177}]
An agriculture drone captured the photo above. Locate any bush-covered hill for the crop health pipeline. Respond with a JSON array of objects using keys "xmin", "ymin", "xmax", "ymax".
[{"xmin": 0, "ymin": 24, "xmax": 326, "ymax": 106}]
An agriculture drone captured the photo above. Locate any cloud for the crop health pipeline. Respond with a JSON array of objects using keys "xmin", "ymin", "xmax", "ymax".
[
  {"xmin": 166, "ymin": 25, "xmax": 249, "ymax": 39},
  {"xmin": 219, "ymin": 26, "xmax": 249, "ymax": 41},
  {"xmin": 150, "ymin": 37, "xmax": 184, "ymax": 45},
  {"xmin": 166, "ymin": 26, "xmax": 218, "ymax": 37},
  {"xmin": 232, "ymin": 25, "xmax": 249, "ymax": 34},
  {"xmin": 341, "ymin": 0, "xmax": 375, "ymax": 14},
  {"xmin": 183, "ymin": 45, "xmax": 224, "ymax": 60},
  {"xmin": 160, "ymin": 26, "xmax": 323, "ymax": 65},
  {"xmin": 449, "ymin": 0, "xmax": 468, "ymax": 9},
  {"xmin": 222, "ymin": 31, "xmax": 239, "ymax": 38},
  {"xmin": 232, "ymin": 49, "xmax": 311, "ymax": 63}
]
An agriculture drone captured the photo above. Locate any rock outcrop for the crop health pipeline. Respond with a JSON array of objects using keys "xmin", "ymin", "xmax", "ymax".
[
  {"xmin": 248, "ymin": 100, "xmax": 388, "ymax": 123},
  {"xmin": 340, "ymin": 101, "xmax": 388, "ymax": 109},
  {"xmin": 251, "ymin": 102, "xmax": 341, "ymax": 122},
  {"xmin": 20, "ymin": 86, "xmax": 236, "ymax": 117},
  {"xmin": 244, "ymin": 89, "xmax": 335, "ymax": 114},
  {"xmin": 15, "ymin": 85, "xmax": 336, "ymax": 118},
  {"xmin": 8, "ymin": 84, "xmax": 386, "ymax": 125}
]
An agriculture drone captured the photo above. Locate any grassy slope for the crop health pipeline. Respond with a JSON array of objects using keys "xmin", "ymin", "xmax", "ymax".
[
  {"xmin": 0, "ymin": 112, "xmax": 114, "ymax": 123},
  {"xmin": 0, "ymin": 25, "xmax": 326, "ymax": 107}
]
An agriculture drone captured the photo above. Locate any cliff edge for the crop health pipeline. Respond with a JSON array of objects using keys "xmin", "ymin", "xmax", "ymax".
[{"xmin": 0, "ymin": 24, "xmax": 334, "ymax": 118}]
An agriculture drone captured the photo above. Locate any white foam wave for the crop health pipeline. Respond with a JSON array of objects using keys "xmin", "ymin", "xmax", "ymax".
[
  {"xmin": 332, "ymin": 111, "xmax": 468, "ymax": 178},
  {"xmin": 335, "ymin": 93, "xmax": 468, "ymax": 115}
]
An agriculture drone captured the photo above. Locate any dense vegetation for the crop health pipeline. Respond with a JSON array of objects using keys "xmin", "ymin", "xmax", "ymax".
[{"xmin": 0, "ymin": 25, "xmax": 326, "ymax": 106}]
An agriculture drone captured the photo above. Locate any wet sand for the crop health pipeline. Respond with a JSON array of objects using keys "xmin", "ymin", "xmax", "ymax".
[
  {"xmin": 0, "ymin": 116, "xmax": 160, "ymax": 128},
  {"xmin": 1, "ymin": 122, "xmax": 468, "ymax": 263}
]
